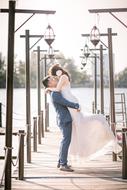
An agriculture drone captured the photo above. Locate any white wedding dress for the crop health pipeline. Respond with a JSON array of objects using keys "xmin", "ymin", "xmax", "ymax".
[{"xmin": 61, "ymin": 83, "xmax": 121, "ymax": 158}]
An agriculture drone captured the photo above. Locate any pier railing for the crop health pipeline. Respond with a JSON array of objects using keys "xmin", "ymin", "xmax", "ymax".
[
  {"xmin": 0, "ymin": 130, "xmax": 25, "ymax": 187},
  {"xmin": 32, "ymin": 110, "xmax": 45, "ymax": 153}
]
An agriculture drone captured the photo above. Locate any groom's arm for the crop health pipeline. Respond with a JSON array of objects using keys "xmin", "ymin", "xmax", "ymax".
[{"xmin": 51, "ymin": 91, "xmax": 79, "ymax": 109}]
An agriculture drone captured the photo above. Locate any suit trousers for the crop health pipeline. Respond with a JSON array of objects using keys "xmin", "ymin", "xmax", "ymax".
[{"xmin": 59, "ymin": 122, "xmax": 72, "ymax": 166}]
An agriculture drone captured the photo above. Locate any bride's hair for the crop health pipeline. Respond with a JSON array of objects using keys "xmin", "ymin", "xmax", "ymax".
[{"xmin": 48, "ymin": 64, "xmax": 70, "ymax": 81}]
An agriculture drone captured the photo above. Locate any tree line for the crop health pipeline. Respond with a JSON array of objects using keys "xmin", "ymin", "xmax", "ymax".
[{"xmin": 0, "ymin": 52, "xmax": 127, "ymax": 88}]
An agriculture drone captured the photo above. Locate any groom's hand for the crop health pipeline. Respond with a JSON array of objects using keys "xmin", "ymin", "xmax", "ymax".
[
  {"xmin": 45, "ymin": 88, "xmax": 51, "ymax": 93},
  {"xmin": 77, "ymin": 106, "xmax": 81, "ymax": 112}
]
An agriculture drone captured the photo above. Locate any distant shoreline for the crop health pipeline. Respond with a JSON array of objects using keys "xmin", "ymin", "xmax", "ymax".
[{"xmin": 0, "ymin": 86, "xmax": 126, "ymax": 89}]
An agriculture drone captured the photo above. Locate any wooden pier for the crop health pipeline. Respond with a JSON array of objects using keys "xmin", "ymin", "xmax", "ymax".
[{"xmin": 11, "ymin": 129, "xmax": 127, "ymax": 190}]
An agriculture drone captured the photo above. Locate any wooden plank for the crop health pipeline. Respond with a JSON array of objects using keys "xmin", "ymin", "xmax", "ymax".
[
  {"xmin": 11, "ymin": 130, "xmax": 127, "ymax": 190},
  {"xmin": 0, "ymin": 156, "xmax": 17, "ymax": 160}
]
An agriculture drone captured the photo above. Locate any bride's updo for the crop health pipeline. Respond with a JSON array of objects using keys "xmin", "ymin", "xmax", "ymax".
[{"xmin": 48, "ymin": 64, "xmax": 70, "ymax": 81}]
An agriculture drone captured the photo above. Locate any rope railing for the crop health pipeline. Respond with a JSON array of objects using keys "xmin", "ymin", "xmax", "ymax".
[
  {"xmin": 12, "ymin": 117, "xmax": 26, "ymax": 121},
  {"xmin": 11, "ymin": 133, "xmax": 22, "ymax": 167},
  {"xmin": 2, "ymin": 113, "xmax": 26, "ymax": 121},
  {"xmin": 0, "ymin": 102, "xmax": 26, "ymax": 128},
  {"xmin": 1, "ymin": 103, "xmax": 25, "ymax": 117},
  {"xmin": 0, "ymin": 130, "xmax": 25, "ymax": 187},
  {"xmin": 0, "ymin": 147, "xmax": 10, "ymax": 187},
  {"xmin": 1, "ymin": 103, "xmax": 26, "ymax": 118}
]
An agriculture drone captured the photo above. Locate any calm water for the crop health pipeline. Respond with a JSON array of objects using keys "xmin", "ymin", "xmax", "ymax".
[
  {"xmin": 0, "ymin": 87, "xmax": 127, "ymax": 158},
  {"xmin": 0, "ymin": 87, "xmax": 127, "ymax": 129}
]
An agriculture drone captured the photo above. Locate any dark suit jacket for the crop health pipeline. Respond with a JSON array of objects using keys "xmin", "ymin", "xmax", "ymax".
[{"xmin": 50, "ymin": 91, "xmax": 79, "ymax": 127}]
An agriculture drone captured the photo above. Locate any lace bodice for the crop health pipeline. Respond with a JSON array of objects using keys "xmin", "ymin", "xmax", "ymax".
[{"xmin": 61, "ymin": 83, "xmax": 78, "ymax": 104}]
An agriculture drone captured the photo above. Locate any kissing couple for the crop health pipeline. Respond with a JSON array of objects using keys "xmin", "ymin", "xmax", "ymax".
[{"xmin": 42, "ymin": 64, "xmax": 121, "ymax": 172}]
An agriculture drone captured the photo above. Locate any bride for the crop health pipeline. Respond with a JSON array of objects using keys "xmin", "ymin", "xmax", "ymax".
[{"xmin": 46, "ymin": 64, "xmax": 121, "ymax": 158}]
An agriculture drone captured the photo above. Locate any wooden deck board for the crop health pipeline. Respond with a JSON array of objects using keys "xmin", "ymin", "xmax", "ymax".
[{"xmin": 11, "ymin": 130, "xmax": 127, "ymax": 190}]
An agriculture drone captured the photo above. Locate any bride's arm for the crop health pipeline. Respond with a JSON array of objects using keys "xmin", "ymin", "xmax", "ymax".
[
  {"xmin": 46, "ymin": 74, "xmax": 69, "ymax": 92},
  {"xmin": 56, "ymin": 74, "xmax": 69, "ymax": 91}
]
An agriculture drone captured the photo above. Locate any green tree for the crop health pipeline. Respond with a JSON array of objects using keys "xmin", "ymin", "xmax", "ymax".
[
  {"xmin": 1, "ymin": 52, "xmax": 92, "ymax": 88},
  {"xmin": 18, "ymin": 60, "xmax": 25, "ymax": 87},
  {"xmin": 0, "ymin": 53, "xmax": 6, "ymax": 88},
  {"xmin": 13, "ymin": 72, "xmax": 21, "ymax": 88},
  {"xmin": 51, "ymin": 53, "xmax": 90, "ymax": 86},
  {"xmin": 115, "ymin": 67, "xmax": 127, "ymax": 88},
  {"xmin": 13, "ymin": 60, "xmax": 25, "ymax": 88},
  {"xmin": 30, "ymin": 61, "xmax": 37, "ymax": 88}
]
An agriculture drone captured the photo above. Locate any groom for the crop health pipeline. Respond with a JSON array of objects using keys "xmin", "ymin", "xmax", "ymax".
[{"xmin": 42, "ymin": 75, "xmax": 80, "ymax": 172}]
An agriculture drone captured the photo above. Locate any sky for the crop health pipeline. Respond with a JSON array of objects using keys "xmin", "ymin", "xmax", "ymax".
[{"xmin": 0, "ymin": 0, "xmax": 127, "ymax": 74}]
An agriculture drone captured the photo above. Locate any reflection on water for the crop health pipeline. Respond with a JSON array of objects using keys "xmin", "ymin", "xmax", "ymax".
[{"xmin": 0, "ymin": 88, "xmax": 127, "ymax": 129}]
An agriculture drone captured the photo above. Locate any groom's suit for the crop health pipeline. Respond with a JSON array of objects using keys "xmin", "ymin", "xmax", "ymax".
[{"xmin": 50, "ymin": 91, "xmax": 79, "ymax": 166}]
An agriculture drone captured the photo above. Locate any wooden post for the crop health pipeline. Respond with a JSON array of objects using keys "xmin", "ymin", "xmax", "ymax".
[
  {"xmin": 37, "ymin": 46, "xmax": 41, "ymax": 143},
  {"xmin": 92, "ymin": 101, "xmax": 95, "ymax": 114},
  {"xmin": 108, "ymin": 28, "xmax": 117, "ymax": 161},
  {"xmin": 44, "ymin": 55, "xmax": 48, "ymax": 132},
  {"xmin": 25, "ymin": 30, "xmax": 31, "ymax": 163},
  {"xmin": 0, "ymin": 103, "xmax": 2, "ymax": 127},
  {"xmin": 122, "ymin": 128, "xmax": 127, "ymax": 179},
  {"xmin": 18, "ymin": 130, "xmax": 25, "ymax": 180},
  {"xmin": 100, "ymin": 45, "xmax": 104, "ymax": 114},
  {"xmin": 46, "ymin": 103, "xmax": 49, "ymax": 131},
  {"xmin": 5, "ymin": 1, "xmax": 15, "ymax": 189},
  {"xmin": 41, "ymin": 110, "xmax": 44, "ymax": 137},
  {"xmin": 33, "ymin": 117, "xmax": 37, "ymax": 152},
  {"xmin": 94, "ymin": 54, "xmax": 97, "ymax": 113},
  {"xmin": 38, "ymin": 115, "xmax": 41, "ymax": 144}
]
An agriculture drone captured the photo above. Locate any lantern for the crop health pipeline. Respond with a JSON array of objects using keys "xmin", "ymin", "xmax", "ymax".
[
  {"xmin": 44, "ymin": 24, "xmax": 55, "ymax": 46},
  {"xmin": 83, "ymin": 44, "xmax": 90, "ymax": 58},
  {"xmin": 90, "ymin": 25, "xmax": 100, "ymax": 46}
]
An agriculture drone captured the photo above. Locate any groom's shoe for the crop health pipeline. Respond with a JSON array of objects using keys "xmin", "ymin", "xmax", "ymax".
[
  {"xmin": 57, "ymin": 163, "xmax": 71, "ymax": 168},
  {"xmin": 57, "ymin": 162, "xmax": 60, "ymax": 168},
  {"xmin": 60, "ymin": 165, "xmax": 74, "ymax": 172}
]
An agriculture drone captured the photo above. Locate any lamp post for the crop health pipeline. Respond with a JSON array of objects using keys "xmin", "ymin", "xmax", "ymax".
[
  {"xmin": 100, "ymin": 44, "xmax": 104, "ymax": 114},
  {"xmin": 82, "ymin": 26, "xmax": 100, "ymax": 112},
  {"xmin": 39, "ymin": 48, "xmax": 59, "ymax": 132},
  {"xmin": 20, "ymin": 27, "xmax": 56, "ymax": 154},
  {"xmin": 88, "ymin": 7, "xmax": 127, "ymax": 162},
  {"xmin": 88, "ymin": 8, "xmax": 127, "ymax": 29},
  {"xmin": 89, "ymin": 46, "xmax": 106, "ymax": 114},
  {"xmin": 36, "ymin": 46, "xmax": 42, "ymax": 142},
  {"xmin": 0, "ymin": 1, "xmax": 55, "ymax": 189},
  {"xmin": 33, "ymin": 48, "xmax": 47, "ymax": 142},
  {"xmin": 108, "ymin": 28, "xmax": 116, "ymax": 134},
  {"xmin": 4, "ymin": 2, "xmax": 15, "ymax": 189},
  {"xmin": 91, "ymin": 53, "xmax": 98, "ymax": 113},
  {"xmin": 81, "ymin": 43, "xmax": 106, "ymax": 114},
  {"xmin": 20, "ymin": 32, "xmax": 45, "ymax": 162},
  {"xmin": 81, "ymin": 31, "xmax": 117, "ymax": 117},
  {"xmin": 82, "ymin": 29, "xmax": 117, "ymax": 161},
  {"xmin": 43, "ymin": 25, "xmax": 55, "ymax": 132},
  {"xmin": 80, "ymin": 49, "xmax": 98, "ymax": 113}
]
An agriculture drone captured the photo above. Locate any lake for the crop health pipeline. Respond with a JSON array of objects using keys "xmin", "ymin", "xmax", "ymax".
[{"xmin": 0, "ymin": 87, "xmax": 127, "ymax": 130}]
